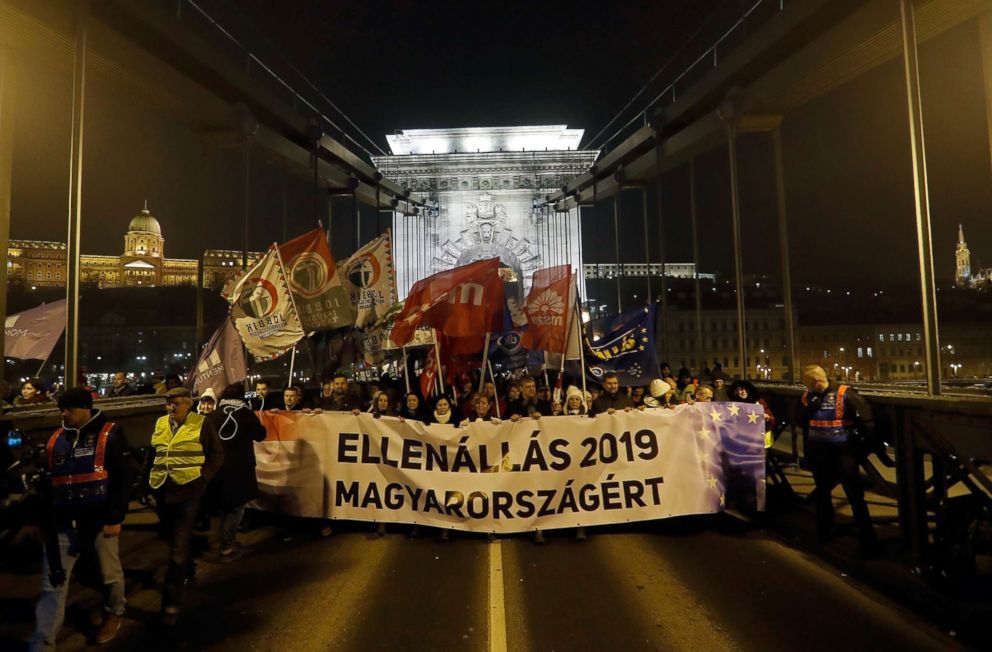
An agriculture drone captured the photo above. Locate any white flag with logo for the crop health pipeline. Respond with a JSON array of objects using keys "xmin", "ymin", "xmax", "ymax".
[
  {"xmin": 226, "ymin": 244, "xmax": 305, "ymax": 361},
  {"xmin": 191, "ymin": 318, "xmax": 247, "ymax": 396},
  {"xmin": 4, "ymin": 299, "xmax": 67, "ymax": 361},
  {"xmin": 339, "ymin": 230, "xmax": 397, "ymax": 328}
]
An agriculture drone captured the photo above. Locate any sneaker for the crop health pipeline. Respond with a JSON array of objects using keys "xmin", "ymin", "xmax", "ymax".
[
  {"xmin": 575, "ymin": 527, "xmax": 588, "ymax": 541},
  {"xmin": 160, "ymin": 606, "xmax": 179, "ymax": 627},
  {"xmin": 533, "ymin": 530, "xmax": 545, "ymax": 545},
  {"xmin": 281, "ymin": 530, "xmax": 294, "ymax": 542},
  {"xmin": 94, "ymin": 613, "xmax": 122, "ymax": 644}
]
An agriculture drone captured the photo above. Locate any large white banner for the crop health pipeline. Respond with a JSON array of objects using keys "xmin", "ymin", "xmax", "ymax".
[{"xmin": 253, "ymin": 405, "xmax": 765, "ymax": 533}]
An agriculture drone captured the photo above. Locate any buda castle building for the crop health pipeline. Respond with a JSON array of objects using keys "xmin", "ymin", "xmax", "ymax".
[
  {"xmin": 955, "ymin": 224, "xmax": 992, "ymax": 289},
  {"xmin": 7, "ymin": 203, "xmax": 259, "ymax": 290}
]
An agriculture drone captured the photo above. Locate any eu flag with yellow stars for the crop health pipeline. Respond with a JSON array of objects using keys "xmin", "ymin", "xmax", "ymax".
[{"xmin": 584, "ymin": 306, "xmax": 660, "ymax": 386}]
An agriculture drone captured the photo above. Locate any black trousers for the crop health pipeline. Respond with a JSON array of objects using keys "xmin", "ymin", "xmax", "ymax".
[
  {"xmin": 807, "ymin": 436, "xmax": 876, "ymax": 543},
  {"xmin": 156, "ymin": 491, "xmax": 203, "ymax": 609}
]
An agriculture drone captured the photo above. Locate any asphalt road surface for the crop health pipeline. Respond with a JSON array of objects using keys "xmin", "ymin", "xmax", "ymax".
[{"xmin": 75, "ymin": 514, "xmax": 962, "ymax": 652}]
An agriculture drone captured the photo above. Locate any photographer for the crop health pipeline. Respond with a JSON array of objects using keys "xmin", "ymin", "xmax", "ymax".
[{"xmin": 30, "ymin": 388, "xmax": 131, "ymax": 651}]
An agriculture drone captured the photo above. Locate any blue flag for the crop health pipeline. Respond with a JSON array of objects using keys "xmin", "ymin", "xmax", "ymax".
[{"xmin": 585, "ymin": 306, "xmax": 660, "ymax": 386}]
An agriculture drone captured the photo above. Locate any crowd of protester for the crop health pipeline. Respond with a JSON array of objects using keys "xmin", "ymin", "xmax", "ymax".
[
  {"xmin": 243, "ymin": 361, "xmax": 775, "ymax": 429},
  {"xmin": 7, "ymin": 359, "xmax": 786, "ymax": 645}
]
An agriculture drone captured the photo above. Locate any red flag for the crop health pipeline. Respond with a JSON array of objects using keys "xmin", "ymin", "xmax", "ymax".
[
  {"xmin": 420, "ymin": 348, "xmax": 438, "ymax": 398},
  {"xmin": 389, "ymin": 258, "xmax": 504, "ymax": 347},
  {"xmin": 521, "ymin": 265, "xmax": 574, "ymax": 354}
]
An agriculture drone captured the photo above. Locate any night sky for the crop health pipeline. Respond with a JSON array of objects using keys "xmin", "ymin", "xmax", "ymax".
[{"xmin": 6, "ymin": 1, "xmax": 992, "ymax": 288}]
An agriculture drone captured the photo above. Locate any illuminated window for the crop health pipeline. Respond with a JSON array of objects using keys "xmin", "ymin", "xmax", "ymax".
[
  {"xmin": 867, "ymin": 347, "xmax": 873, "ymax": 358},
  {"xmin": 897, "ymin": 334, "xmax": 903, "ymax": 342},
  {"xmin": 857, "ymin": 347, "xmax": 863, "ymax": 358},
  {"xmin": 889, "ymin": 334, "xmax": 895, "ymax": 342},
  {"xmin": 879, "ymin": 334, "xmax": 884, "ymax": 342}
]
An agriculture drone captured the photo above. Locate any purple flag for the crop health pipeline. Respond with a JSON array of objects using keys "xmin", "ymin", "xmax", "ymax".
[
  {"xmin": 4, "ymin": 299, "xmax": 67, "ymax": 361},
  {"xmin": 191, "ymin": 319, "xmax": 247, "ymax": 397}
]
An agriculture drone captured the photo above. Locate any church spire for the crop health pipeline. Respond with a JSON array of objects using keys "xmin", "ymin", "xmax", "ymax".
[{"xmin": 956, "ymin": 223, "xmax": 971, "ymax": 287}]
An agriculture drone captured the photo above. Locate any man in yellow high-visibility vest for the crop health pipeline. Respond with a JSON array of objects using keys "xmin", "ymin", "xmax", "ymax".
[{"xmin": 149, "ymin": 387, "xmax": 224, "ymax": 626}]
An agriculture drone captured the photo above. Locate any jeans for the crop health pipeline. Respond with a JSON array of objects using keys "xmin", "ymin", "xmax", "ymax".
[
  {"xmin": 219, "ymin": 504, "xmax": 245, "ymax": 550},
  {"xmin": 807, "ymin": 435, "xmax": 876, "ymax": 542},
  {"xmin": 30, "ymin": 527, "xmax": 126, "ymax": 652},
  {"xmin": 156, "ymin": 494, "xmax": 202, "ymax": 610}
]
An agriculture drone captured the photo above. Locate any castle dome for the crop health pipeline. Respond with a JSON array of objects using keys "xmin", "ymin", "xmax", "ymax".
[{"xmin": 128, "ymin": 202, "xmax": 162, "ymax": 236}]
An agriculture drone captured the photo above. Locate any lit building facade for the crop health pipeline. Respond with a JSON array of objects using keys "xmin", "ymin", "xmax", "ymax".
[
  {"xmin": 373, "ymin": 126, "xmax": 599, "ymax": 299},
  {"xmin": 7, "ymin": 204, "xmax": 259, "ymax": 290},
  {"xmin": 583, "ymin": 262, "xmax": 715, "ymax": 281},
  {"xmin": 954, "ymin": 224, "xmax": 992, "ymax": 288}
]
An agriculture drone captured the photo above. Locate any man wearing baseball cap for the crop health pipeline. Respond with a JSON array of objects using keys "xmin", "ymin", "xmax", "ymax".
[
  {"xmin": 148, "ymin": 387, "xmax": 224, "ymax": 626},
  {"xmin": 31, "ymin": 388, "xmax": 131, "ymax": 650}
]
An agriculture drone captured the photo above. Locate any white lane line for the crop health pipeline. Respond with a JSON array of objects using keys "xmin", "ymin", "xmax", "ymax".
[{"xmin": 489, "ymin": 540, "xmax": 508, "ymax": 652}]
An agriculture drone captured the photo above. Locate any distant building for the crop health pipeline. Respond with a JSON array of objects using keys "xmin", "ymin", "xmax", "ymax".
[
  {"xmin": 955, "ymin": 224, "xmax": 992, "ymax": 288},
  {"xmin": 373, "ymin": 125, "xmax": 599, "ymax": 298},
  {"xmin": 583, "ymin": 262, "xmax": 715, "ymax": 281},
  {"xmin": 7, "ymin": 203, "xmax": 259, "ymax": 290}
]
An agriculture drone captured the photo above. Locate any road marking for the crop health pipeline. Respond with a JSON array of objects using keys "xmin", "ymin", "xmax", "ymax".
[{"xmin": 489, "ymin": 540, "xmax": 508, "ymax": 652}]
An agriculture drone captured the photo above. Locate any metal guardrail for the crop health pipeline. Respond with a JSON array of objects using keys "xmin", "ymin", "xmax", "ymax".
[
  {"xmin": 4, "ymin": 395, "xmax": 167, "ymax": 447},
  {"xmin": 760, "ymin": 384, "xmax": 992, "ymax": 584}
]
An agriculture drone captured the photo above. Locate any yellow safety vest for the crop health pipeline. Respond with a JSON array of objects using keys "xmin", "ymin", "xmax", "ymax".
[{"xmin": 149, "ymin": 412, "xmax": 207, "ymax": 489}]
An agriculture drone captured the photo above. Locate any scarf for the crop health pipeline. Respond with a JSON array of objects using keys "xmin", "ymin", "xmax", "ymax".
[{"xmin": 433, "ymin": 409, "xmax": 451, "ymax": 424}]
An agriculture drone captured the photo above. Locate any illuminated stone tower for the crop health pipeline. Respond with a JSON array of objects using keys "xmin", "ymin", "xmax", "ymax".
[{"xmin": 955, "ymin": 223, "xmax": 971, "ymax": 287}]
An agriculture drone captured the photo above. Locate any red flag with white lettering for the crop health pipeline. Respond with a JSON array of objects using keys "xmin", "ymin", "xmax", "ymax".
[
  {"xmin": 520, "ymin": 265, "xmax": 575, "ymax": 354},
  {"xmin": 389, "ymin": 258, "xmax": 504, "ymax": 347}
]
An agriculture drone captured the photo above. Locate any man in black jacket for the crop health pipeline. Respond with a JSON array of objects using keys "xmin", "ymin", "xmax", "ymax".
[
  {"xmin": 507, "ymin": 377, "xmax": 550, "ymax": 420},
  {"xmin": 589, "ymin": 372, "xmax": 633, "ymax": 416},
  {"xmin": 31, "ymin": 388, "xmax": 132, "ymax": 650},
  {"xmin": 208, "ymin": 384, "xmax": 268, "ymax": 560},
  {"xmin": 317, "ymin": 373, "xmax": 358, "ymax": 411}
]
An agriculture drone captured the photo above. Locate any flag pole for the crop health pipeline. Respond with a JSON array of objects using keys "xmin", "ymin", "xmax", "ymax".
[
  {"xmin": 402, "ymin": 345, "xmax": 411, "ymax": 394},
  {"xmin": 479, "ymin": 332, "xmax": 491, "ymax": 394},
  {"xmin": 575, "ymin": 296, "xmax": 589, "ymax": 411},
  {"xmin": 287, "ymin": 345, "xmax": 297, "ymax": 387},
  {"xmin": 542, "ymin": 351, "xmax": 550, "ymax": 390},
  {"xmin": 433, "ymin": 330, "xmax": 445, "ymax": 394},
  {"xmin": 487, "ymin": 359, "xmax": 501, "ymax": 419}
]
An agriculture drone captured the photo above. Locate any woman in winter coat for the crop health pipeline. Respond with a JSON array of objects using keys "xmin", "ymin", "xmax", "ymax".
[
  {"xmin": 368, "ymin": 390, "xmax": 398, "ymax": 418},
  {"xmin": 427, "ymin": 395, "xmax": 461, "ymax": 427},
  {"xmin": 564, "ymin": 386, "xmax": 587, "ymax": 415},
  {"xmin": 398, "ymin": 392, "xmax": 427, "ymax": 422},
  {"xmin": 207, "ymin": 383, "xmax": 268, "ymax": 558}
]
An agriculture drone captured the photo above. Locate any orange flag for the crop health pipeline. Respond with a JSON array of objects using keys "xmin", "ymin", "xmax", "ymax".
[{"xmin": 520, "ymin": 265, "xmax": 576, "ymax": 354}]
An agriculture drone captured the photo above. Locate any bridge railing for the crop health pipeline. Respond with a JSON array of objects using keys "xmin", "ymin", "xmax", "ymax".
[{"xmin": 759, "ymin": 383, "xmax": 992, "ymax": 581}]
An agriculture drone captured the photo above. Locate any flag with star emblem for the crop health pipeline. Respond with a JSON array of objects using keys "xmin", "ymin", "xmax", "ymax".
[
  {"xmin": 389, "ymin": 258, "xmax": 504, "ymax": 347},
  {"xmin": 686, "ymin": 401, "xmax": 768, "ymax": 511},
  {"xmin": 339, "ymin": 230, "xmax": 397, "ymax": 328},
  {"xmin": 584, "ymin": 306, "xmax": 660, "ymax": 386},
  {"xmin": 278, "ymin": 228, "xmax": 355, "ymax": 331}
]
